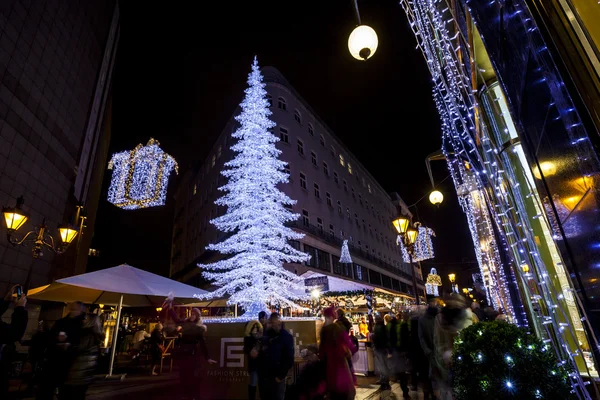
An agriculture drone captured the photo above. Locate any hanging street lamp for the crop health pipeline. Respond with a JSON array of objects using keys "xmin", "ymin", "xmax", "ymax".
[
  {"xmin": 348, "ymin": 25, "xmax": 378, "ymax": 61},
  {"xmin": 393, "ymin": 214, "xmax": 421, "ymax": 305},
  {"xmin": 429, "ymin": 190, "xmax": 444, "ymax": 205},
  {"xmin": 348, "ymin": 0, "xmax": 378, "ymax": 61},
  {"xmin": 2, "ymin": 196, "xmax": 83, "ymax": 289}
]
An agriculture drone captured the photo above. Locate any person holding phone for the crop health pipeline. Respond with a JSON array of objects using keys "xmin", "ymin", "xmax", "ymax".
[
  {"xmin": 0, "ymin": 284, "xmax": 28, "ymax": 343},
  {"xmin": 0, "ymin": 285, "xmax": 28, "ymax": 396}
]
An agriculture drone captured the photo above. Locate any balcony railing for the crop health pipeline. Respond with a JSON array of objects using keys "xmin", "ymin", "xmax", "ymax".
[{"xmin": 287, "ymin": 220, "xmax": 422, "ymax": 284}]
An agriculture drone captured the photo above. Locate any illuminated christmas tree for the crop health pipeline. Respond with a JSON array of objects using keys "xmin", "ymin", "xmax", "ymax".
[
  {"xmin": 199, "ymin": 57, "xmax": 310, "ymax": 317},
  {"xmin": 340, "ymin": 239, "xmax": 353, "ymax": 264}
]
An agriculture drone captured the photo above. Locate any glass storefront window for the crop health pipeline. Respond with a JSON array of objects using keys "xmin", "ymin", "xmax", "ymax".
[{"xmin": 481, "ymin": 79, "xmax": 597, "ymax": 377}]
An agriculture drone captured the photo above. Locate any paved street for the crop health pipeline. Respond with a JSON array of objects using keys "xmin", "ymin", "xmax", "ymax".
[
  {"xmin": 13, "ymin": 372, "xmax": 423, "ymax": 400},
  {"xmin": 80, "ymin": 374, "xmax": 423, "ymax": 400}
]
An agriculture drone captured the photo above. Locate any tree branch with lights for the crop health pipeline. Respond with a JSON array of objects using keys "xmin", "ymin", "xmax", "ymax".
[{"xmin": 198, "ymin": 57, "xmax": 310, "ymax": 317}]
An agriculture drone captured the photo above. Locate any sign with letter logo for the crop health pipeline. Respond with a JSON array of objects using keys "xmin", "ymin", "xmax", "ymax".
[{"xmin": 220, "ymin": 337, "xmax": 244, "ymax": 367}]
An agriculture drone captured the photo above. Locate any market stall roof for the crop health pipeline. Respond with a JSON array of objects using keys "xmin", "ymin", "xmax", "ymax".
[
  {"xmin": 300, "ymin": 271, "xmax": 372, "ymax": 292},
  {"xmin": 27, "ymin": 264, "xmax": 207, "ymax": 307},
  {"xmin": 175, "ymin": 299, "xmax": 229, "ymax": 308}
]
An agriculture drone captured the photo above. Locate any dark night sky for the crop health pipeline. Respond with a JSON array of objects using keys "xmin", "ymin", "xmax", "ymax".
[{"xmin": 91, "ymin": 1, "xmax": 478, "ymax": 291}]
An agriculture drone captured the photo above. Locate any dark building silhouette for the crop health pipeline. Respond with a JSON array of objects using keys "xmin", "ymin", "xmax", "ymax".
[{"xmin": 0, "ymin": 0, "xmax": 119, "ymax": 294}]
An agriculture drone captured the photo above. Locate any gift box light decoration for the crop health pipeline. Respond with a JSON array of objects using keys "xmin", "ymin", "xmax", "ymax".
[
  {"xmin": 398, "ymin": 223, "xmax": 435, "ymax": 263},
  {"xmin": 426, "ymin": 267, "xmax": 442, "ymax": 296},
  {"xmin": 107, "ymin": 138, "xmax": 178, "ymax": 210}
]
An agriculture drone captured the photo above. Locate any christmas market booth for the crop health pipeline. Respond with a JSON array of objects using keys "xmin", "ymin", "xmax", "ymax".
[
  {"xmin": 174, "ymin": 299, "xmax": 236, "ymax": 318},
  {"xmin": 301, "ymin": 271, "xmax": 414, "ymax": 376}
]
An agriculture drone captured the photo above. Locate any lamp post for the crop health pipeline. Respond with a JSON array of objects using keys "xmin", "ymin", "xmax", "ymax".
[
  {"xmin": 448, "ymin": 273, "xmax": 458, "ymax": 293},
  {"xmin": 392, "ymin": 215, "xmax": 421, "ymax": 305},
  {"xmin": 2, "ymin": 196, "xmax": 81, "ymax": 289}
]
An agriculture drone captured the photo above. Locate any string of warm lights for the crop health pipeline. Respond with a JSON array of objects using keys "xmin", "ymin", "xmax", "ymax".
[
  {"xmin": 399, "ymin": 0, "xmax": 596, "ymax": 395},
  {"xmin": 197, "ymin": 58, "xmax": 310, "ymax": 317},
  {"xmin": 107, "ymin": 138, "xmax": 178, "ymax": 210}
]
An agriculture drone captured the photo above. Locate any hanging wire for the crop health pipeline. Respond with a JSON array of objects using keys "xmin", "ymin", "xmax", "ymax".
[
  {"xmin": 353, "ymin": 0, "xmax": 361, "ymax": 25},
  {"xmin": 406, "ymin": 173, "xmax": 452, "ymax": 208}
]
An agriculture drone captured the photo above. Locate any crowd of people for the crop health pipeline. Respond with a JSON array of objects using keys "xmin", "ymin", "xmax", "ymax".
[
  {"xmin": 0, "ymin": 282, "xmax": 508, "ymax": 400},
  {"xmin": 369, "ymin": 295, "xmax": 506, "ymax": 400},
  {"xmin": 246, "ymin": 295, "xmax": 505, "ymax": 400}
]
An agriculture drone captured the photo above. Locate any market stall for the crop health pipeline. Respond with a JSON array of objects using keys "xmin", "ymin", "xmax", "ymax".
[
  {"xmin": 300, "ymin": 271, "xmax": 415, "ymax": 375},
  {"xmin": 27, "ymin": 263, "xmax": 207, "ymax": 377}
]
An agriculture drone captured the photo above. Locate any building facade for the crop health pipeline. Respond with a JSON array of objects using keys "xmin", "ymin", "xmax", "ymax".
[
  {"xmin": 0, "ymin": 0, "xmax": 119, "ymax": 294},
  {"xmin": 400, "ymin": 0, "xmax": 600, "ymax": 389},
  {"xmin": 170, "ymin": 67, "xmax": 425, "ymax": 301}
]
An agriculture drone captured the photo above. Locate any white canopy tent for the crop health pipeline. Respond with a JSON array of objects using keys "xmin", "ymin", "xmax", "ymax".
[{"xmin": 27, "ymin": 264, "xmax": 208, "ymax": 377}]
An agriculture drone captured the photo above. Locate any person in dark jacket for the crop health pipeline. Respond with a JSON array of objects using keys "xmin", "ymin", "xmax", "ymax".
[
  {"xmin": 258, "ymin": 311, "xmax": 269, "ymax": 330},
  {"xmin": 371, "ymin": 314, "xmax": 390, "ymax": 390},
  {"xmin": 244, "ymin": 320, "xmax": 263, "ymax": 400},
  {"xmin": 409, "ymin": 307, "xmax": 425, "ymax": 392},
  {"xmin": 389, "ymin": 312, "xmax": 410, "ymax": 398},
  {"xmin": 419, "ymin": 297, "xmax": 439, "ymax": 400},
  {"xmin": 37, "ymin": 301, "xmax": 86, "ymax": 400},
  {"xmin": 470, "ymin": 302, "xmax": 485, "ymax": 322},
  {"xmin": 170, "ymin": 307, "xmax": 216, "ymax": 399},
  {"xmin": 0, "ymin": 285, "xmax": 28, "ymax": 396},
  {"xmin": 367, "ymin": 313, "xmax": 375, "ymax": 335},
  {"xmin": 60, "ymin": 314, "xmax": 102, "ymax": 400},
  {"xmin": 335, "ymin": 309, "xmax": 352, "ymax": 333},
  {"xmin": 26, "ymin": 321, "xmax": 49, "ymax": 393},
  {"xmin": 150, "ymin": 322, "xmax": 164, "ymax": 376},
  {"xmin": 258, "ymin": 313, "xmax": 294, "ymax": 400},
  {"xmin": 0, "ymin": 285, "xmax": 28, "ymax": 344}
]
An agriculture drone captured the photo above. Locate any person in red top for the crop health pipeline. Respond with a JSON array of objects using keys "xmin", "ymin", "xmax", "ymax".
[{"xmin": 319, "ymin": 306, "xmax": 357, "ymax": 400}]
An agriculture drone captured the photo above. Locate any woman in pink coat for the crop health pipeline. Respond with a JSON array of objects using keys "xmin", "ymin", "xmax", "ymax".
[{"xmin": 319, "ymin": 306, "xmax": 357, "ymax": 400}]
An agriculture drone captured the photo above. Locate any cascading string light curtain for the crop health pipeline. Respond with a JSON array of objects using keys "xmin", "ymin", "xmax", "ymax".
[{"xmin": 399, "ymin": 0, "xmax": 597, "ymax": 396}]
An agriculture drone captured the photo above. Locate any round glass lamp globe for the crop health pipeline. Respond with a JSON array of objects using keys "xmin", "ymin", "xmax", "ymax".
[
  {"xmin": 429, "ymin": 190, "xmax": 444, "ymax": 205},
  {"xmin": 348, "ymin": 25, "xmax": 378, "ymax": 60}
]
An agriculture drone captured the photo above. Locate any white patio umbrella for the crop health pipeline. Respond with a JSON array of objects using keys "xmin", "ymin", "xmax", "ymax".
[{"xmin": 27, "ymin": 264, "xmax": 207, "ymax": 377}]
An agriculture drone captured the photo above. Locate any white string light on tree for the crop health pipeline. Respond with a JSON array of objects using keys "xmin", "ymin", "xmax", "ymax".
[
  {"xmin": 107, "ymin": 138, "xmax": 178, "ymax": 210},
  {"xmin": 340, "ymin": 239, "xmax": 353, "ymax": 264},
  {"xmin": 197, "ymin": 57, "xmax": 310, "ymax": 318}
]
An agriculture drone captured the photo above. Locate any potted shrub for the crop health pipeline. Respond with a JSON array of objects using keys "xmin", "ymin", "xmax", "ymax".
[{"xmin": 452, "ymin": 321, "xmax": 573, "ymax": 399}]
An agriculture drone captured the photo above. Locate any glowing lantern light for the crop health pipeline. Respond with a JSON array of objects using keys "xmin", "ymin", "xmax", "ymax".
[
  {"xmin": 532, "ymin": 161, "xmax": 557, "ymax": 179},
  {"xmin": 107, "ymin": 138, "xmax": 178, "ymax": 210},
  {"xmin": 429, "ymin": 190, "xmax": 444, "ymax": 205},
  {"xmin": 58, "ymin": 226, "xmax": 79, "ymax": 244},
  {"xmin": 348, "ymin": 25, "xmax": 378, "ymax": 60}
]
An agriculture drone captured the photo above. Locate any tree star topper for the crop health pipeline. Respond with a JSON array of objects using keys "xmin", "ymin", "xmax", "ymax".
[{"xmin": 107, "ymin": 138, "xmax": 178, "ymax": 210}]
